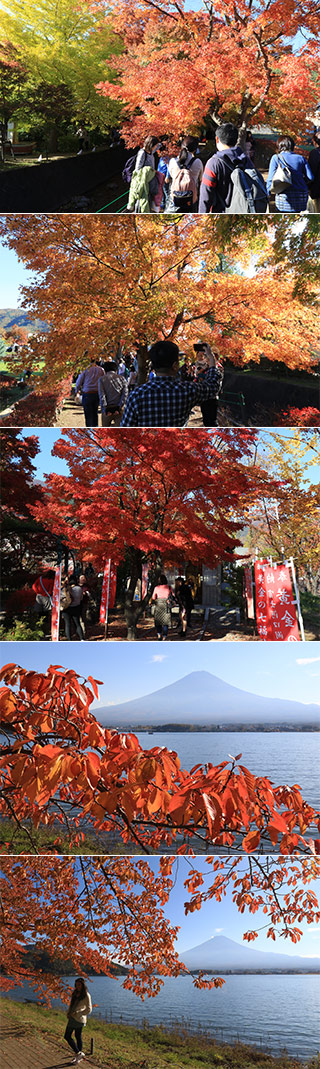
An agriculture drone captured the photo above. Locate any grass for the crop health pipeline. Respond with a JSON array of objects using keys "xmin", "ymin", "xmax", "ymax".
[
  {"xmin": 0, "ymin": 819, "xmax": 108, "ymax": 855},
  {"xmin": 1, "ymin": 996, "xmax": 319, "ymax": 1069},
  {"xmin": 300, "ymin": 592, "xmax": 320, "ymax": 640}
]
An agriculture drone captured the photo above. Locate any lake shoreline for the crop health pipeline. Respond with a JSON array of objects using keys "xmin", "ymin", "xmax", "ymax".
[{"xmin": 0, "ymin": 994, "xmax": 317, "ymax": 1068}]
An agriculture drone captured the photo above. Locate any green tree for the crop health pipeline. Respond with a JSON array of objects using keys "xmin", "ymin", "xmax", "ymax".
[
  {"xmin": 0, "ymin": 0, "xmax": 122, "ymax": 136},
  {"xmin": 245, "ymin": 430, "xmax": 320, "ymax": 595}
]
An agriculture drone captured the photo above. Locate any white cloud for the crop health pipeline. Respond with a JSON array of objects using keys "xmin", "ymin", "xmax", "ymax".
[
  {"xmin": 296, "ymin": 657, "xmax": 320, "ymax": 666},
  {"xmin": 151, "ymin": 654, "xmax": 168, "ymax": 663},
  {"xmin": 213, "ymin": 928, "xmax": 224, "ymax": 934}
]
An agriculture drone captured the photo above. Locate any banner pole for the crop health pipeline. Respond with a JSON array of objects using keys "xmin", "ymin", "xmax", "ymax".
[
  {"xmin": 104, "ymin": 558, "xmax": 111, "ymax": 640},
  {"xmin": 289, "ymin": 556, "xmax": 305, "ymax": 642}
]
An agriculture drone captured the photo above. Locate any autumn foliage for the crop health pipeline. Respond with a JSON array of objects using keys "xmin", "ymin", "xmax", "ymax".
[
  {"xmin": 0, "ymin": 855, "xmax": 319, "ymax": 1002},
  {"xmin": 96, "ymin": 0, "xmax": 320, "ymax": 143},
  {"xmin": 27, "ymin": 427, "xmax": 283, "ymax": 636},
  {"xmin": 0, "ymin": 216, "xmax": 319, "ymax": 419},
  {"xmin": 1, "ymin": 662, "xmax": 319, "ymax": 855},
  {"xmin": 31, "ymin": 428, "xmax": 275, "ymax": 567}
]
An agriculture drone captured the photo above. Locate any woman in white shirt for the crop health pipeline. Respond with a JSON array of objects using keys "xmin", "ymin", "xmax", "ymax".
[{"xmin": 64, "ymin": 977, "xmax": 92, "ymax": 1064}]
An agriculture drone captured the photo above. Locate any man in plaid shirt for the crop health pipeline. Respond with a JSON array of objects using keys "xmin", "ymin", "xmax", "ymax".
[{"xmin": 121, "ymin": 340, "xmax": 223, "ymax": 427}]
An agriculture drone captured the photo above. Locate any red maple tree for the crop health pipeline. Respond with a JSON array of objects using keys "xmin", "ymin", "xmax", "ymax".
[{"xmin": 29, "ymin": 428, "xmax": 281, "ymax": 637}]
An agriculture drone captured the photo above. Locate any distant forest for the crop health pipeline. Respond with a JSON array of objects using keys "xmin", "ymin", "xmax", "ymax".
[{"xmin": 20, "ymin": 945, "xmax": 128, "ymax": 977}]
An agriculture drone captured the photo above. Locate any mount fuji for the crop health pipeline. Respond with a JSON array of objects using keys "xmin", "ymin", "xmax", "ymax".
[
  {"xmin": 96, "ymin": 671, "xmax": 319, "ymax": 728},
  {"xmin": 180, "ymin": 935, "xmax": 320, "ymax": 972}
]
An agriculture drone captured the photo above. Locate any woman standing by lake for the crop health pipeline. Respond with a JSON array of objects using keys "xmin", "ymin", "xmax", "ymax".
[{"xmin": 64, "ymin": 977, "xmax": 92, "ymax": 1063}]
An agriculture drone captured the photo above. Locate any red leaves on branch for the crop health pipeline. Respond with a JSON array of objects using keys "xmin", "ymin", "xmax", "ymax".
[
  {"xmin": 97, "ymin": 0, "xmax": 320, "ymax": 143},
  {"xmin": 0, "ymin": 855, "xmax": 319, "ymax": 1002},
  {"xmin": 0, "ymin": 662, "xmax": 318, "ymax": 856},
  {"xmin": 28, "ymin": 428, "xmax": 280, "ymax": 576}
]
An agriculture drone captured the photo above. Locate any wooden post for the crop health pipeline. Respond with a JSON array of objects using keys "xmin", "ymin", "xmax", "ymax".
[{"xmin": 90, "ymin": 1037, "xmax": 94, "ymax": 1055}]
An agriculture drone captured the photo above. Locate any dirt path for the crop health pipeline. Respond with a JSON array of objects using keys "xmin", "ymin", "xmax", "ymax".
[{"xmin": 55, "ymin": 397, "xmax": 206, "ymax": 428}]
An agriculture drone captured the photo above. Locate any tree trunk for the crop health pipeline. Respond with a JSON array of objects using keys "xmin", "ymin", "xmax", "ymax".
[
  {"xmin": 237, "ymin": 122, "xmax": 248, "ymax": 150},
  {"xmin": 47, "ymin": 122, "xmax": 58, "ymax": 155},
  {"xmin": 137, "ymin": 343, "xmax": 149, "ymax": 385}
]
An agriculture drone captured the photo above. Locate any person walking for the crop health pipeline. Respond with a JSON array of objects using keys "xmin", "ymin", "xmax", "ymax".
[
  {"xmin": 175, "ymin": 576, "xmax": 193, "ymax": 637},
  {"xmin": 166, "ymin": 136, "xmax": 203, "ymax": 212},
  {"xmin": 308, "ymin": 133, "xmax": 320, "ymax": 212},
  {"xmin": 267, "ymin": 136, "xmax": 313, "ymax": 212},
  {"xmin": 32, "ymin": 568, "xmax": 55, "ymax": 615},
  {"xmin": 151, "ymin": 574, "xmax": 174, "ymax": 640},
  {"xmin": 79, "ymin": 574, "xmax": 90, "ymax": 635},
  {"xmin": 64, "ymin": 977, "xmax": 92, "ymax": 1064},
  {"xmin": 98, "ymin": 361, "xmax": 129, "ymax": 425},
  {"xmin": 194, "ymin": 343, "xmax": 224, "ymax": 426},
  {"xmin": 127, "ymin": 135, "xmax": 160, "ymax": 212},
  {"xmin": 75, "ymin": 358, "xmax": 104, "ymax": 427},
  {"xmin": 61, "ymin": 578, "xmax": 84, "ymax": 641},
  {"xmin": 121, "ymin": 340, "xmax": 223, "ymax": 427},
  {"xmin": 199, "ymin": 123, "xmax": 248, "ymax": 212}
]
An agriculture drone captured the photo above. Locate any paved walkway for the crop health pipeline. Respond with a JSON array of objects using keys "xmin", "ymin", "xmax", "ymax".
[{"xmin": 0, "ymin": 1022, "xmax": 100, "ymax": 1069}]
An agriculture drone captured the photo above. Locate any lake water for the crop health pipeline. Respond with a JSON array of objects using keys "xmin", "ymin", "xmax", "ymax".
[
  {"xmin": 5, "ymin": 974, "xmax": 319, "ymax": 1060},
  {"xmin": 136, "ymin": 732, "xmax": 320, "ymax": 811}
]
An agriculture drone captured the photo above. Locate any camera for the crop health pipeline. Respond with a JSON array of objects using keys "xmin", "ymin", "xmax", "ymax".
[{"xmin": 193, "ymin": 342, "xmax": 206, "ymax": 353}]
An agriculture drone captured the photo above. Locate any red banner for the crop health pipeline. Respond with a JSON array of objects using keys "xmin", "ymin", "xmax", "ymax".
[
  {"xmin": 244, "ymin": 566, "xmax": 254, "ymax": 619},
  {"xmin": 142, "ymin": 563, "xmax": 149, "ymax": 600},
  {"xmin": 51, "ymin": 564, "xmax": 62, "ymax": 641},
  {"xmin": 100, "ymin": 560, "xmax": 117, "ymax": 623},
  {"xmin": 254, "ymin": 561, "xmax": 300, "ymax": 642}
]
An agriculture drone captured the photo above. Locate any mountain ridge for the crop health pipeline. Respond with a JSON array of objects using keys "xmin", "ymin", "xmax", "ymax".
[
  {"xmin": 95, "ymin": 671, "xmax": 319, "ymax": 727},
  {"xmin": 0, "ymin": 307, "xmax": 48, "ymax": 333},
  {"xmin": 179, "ymin": 934, "xmax": 320, "ymax": 972}
]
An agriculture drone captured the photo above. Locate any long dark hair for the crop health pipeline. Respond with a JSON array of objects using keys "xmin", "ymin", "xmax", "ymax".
[{"xmin": 70, "ymin": 977, "xmax": 88, "ymax": 1006}]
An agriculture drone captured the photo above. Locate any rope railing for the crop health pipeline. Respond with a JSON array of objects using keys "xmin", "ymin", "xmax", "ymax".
[{"xmin": 96, "ymin": 191, "xmax": 128, "ymax": 213}]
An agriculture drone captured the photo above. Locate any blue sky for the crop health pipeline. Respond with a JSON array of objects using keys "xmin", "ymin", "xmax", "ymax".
[
  {"xmin": 0, "ymin": 243, "xmax": 35, "ymax": 307},
  {"xmin": 21, "ymin": 427, "xmax": 320, "ymax": 487},
  {"xmin": 3, "ymin": 641, "xmax": 320, "ymax": 708},
  {"xmin": 143, "ymin": 857, "xmax": 320, "ymax": 957}
]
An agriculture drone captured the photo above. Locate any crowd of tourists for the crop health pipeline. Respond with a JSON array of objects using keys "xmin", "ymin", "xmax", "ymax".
[
  {"xmin": 30, "ymin": 565, "xmax": 196, "ymax": 641},
  {"xmin": 122, "ymin": 124, "xmax": 320, "ymax": 215},
  {"xmin": 32, "ymin": 569, "xmax": 91, "ymax": 640},
  {"xmin": 74, "ymin": 341, "xmax": 224, "ymax": 428}
]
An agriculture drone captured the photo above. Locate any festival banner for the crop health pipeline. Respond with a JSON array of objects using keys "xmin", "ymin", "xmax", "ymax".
[
  {"xmin": 254, "ymin": 561, "xmax": 300, "ymax": 642},
  {"xmin": 244, "ymin": 566, "xmax": 254, "ymax": 619},
  {"xmin": 100, "ymin": 559, "xmax": 117, "ymax": 623},
  {"xmin": 51, "ymin": 564, "xmax": 62, "ymax": 641},
  {"xmin": 142, "ymin": 563, "xmax": 149, "ymax": 600}
]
